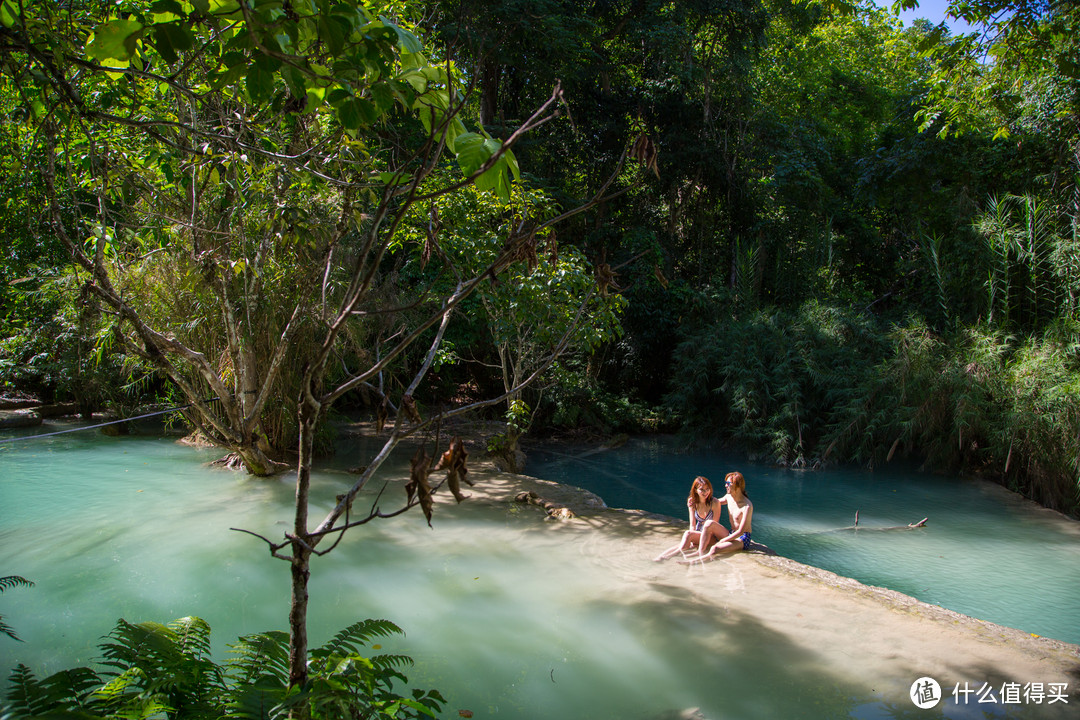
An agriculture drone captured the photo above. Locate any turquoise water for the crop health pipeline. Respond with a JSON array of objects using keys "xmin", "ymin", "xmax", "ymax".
[
  {"xmin": 1, "ymin": 424, "xmax": 1078, "ymax": 719},
  {"xmin": 525, "ymin": 436, "xmax": 1080, "ymax": 645}
]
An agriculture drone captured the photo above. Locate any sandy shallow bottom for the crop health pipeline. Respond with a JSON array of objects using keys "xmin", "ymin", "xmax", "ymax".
[{"xmin": 453, "ymin": 463, "xmax": 1080, "ymax": 718}]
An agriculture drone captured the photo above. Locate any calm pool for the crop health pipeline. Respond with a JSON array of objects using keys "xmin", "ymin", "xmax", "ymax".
[{"xmin": 524, "ymin": 435, "xmax": 1080, "ymax": 645}]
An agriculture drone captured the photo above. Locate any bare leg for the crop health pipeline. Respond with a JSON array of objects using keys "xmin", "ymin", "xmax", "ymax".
[
  {"xmin": 678, "ymin": 537, "xmax": 742, "ymax": 564},
  {"xmin": 696, "ymin": 521, "xmax": 729, "ymax": 556},
  {"xmin": 654, "ymin": 530, "xmax": 702, "ymax": 561}
]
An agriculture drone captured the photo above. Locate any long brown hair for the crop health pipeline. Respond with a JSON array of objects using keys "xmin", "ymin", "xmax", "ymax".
[
  {"xmin": 687, "ymin": 476, "xmax": 714, "ymax": 508},
  {"xmin": 725, "ymin": 471, "xmax": 748, "ymax": 497}
]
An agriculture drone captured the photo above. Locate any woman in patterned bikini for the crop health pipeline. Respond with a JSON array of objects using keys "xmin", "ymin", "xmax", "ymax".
[
  {"xmin": 681, "ymin": 471, "xmax": 753, "ymax": 563},
  {"xmin": 653, "ymin": 476, "xmax": 722, "ymax": 562}
]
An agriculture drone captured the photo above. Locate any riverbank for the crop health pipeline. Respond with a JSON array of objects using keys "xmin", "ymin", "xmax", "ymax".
[{"xmin": 453, "ymin": 454, "xmax": 1080, "ymax": 715}]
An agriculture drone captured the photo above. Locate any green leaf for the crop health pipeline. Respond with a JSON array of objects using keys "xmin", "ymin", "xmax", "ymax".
[
  {"xmin": 338, "ymin": 98, "xmax": 363, "ymax": 129},
  {"xmin": 1, "ymin": 0, "xmax": 18, "ymax": 29},
  {"xmin": 370, "ymin": 82, "xmax": 396, "ymax": 112},
  {"xmin": 355, "ymin": 97, "xmax": 377, "ymax": 124},
  {"xmin": 209, "ymin": 0, "xmax": 242, "ymax": 14},
  {"xmin": 327, "ymin": 88, "xmax": 353, "ymax": 105},
  {"xmin": 281, "ymin": 66, "xmax": 307, "ymax": 100},
  {"xmin": 246, "ymin": 64, "xmax": 275, "ymax": 103},
  {"xmin": 152, "ymin": 23, "xmax": 193, "ymax": 64},
  {"xmin": 221, "ymin": 50, "xmax": 248, "ymax": 69},
  {"xmin": 380, "ymin": 17, "xmax": 423, "ymax": 54},
  {"xmin": 305, "ymin": 84, "xmax": 327, "ymax": 111},
  {"xmin": 377, "ymin": 171, "xmax": 411, "ymax": 187},
  {"xmin": 319, "ymin": 13, "xmax": 347, "ymax": 56},
  {"xmin": 87, "ymin": 19, "xmax": 145, "ymax": 63},
  {"xmin": 453, "ymin": 132, "xmax": 501, "ymax": 177}
]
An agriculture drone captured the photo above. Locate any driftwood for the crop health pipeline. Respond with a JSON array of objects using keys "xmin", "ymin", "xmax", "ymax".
[{"xmin": 830, "ymin": 510, "xmax": 928, "ymax": 532}]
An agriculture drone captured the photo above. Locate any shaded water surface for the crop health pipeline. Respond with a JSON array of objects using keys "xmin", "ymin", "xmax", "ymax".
[
  {"xmin": 524, "ymin": 435, "xmax": 1080, "ymax": 646},
  {"xmin": 1, "ymin": 426, "xmax": 1077, "ymax": 719}
]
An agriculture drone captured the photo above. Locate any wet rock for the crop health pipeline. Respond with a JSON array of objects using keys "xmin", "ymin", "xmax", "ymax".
[
  {"xmin": 36, "ymin": 402, "xmax": 78, "ymax": 418},
  {"xmin": 0, "ymin": 409, "xmax": 42, "ymax": 429},
  {"xmin": 491, "ymin": 446, "xmax": 527, "ymax": 474},
  {"xmin": 0, "ymin": 394, "xmax": 39, "ymax": 410},
  {"xmin": 513, "ymin": 490, "xmax": 576, "ymax": 520}
]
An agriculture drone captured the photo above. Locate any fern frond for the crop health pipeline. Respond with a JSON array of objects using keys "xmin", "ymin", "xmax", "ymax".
[
  {"xmin": 4, "ymin": 664, "xmax": 48, "ymax": 716},
  {"xmin": 91, "ymin": 667, "xmax": 146, "ymax": 704},
  {"xmin": 42, "ymin": 667, "xmax": 103, "ymax": 706},
  {"xmin": 1, "ymin": 618, "xmax": 23, "ymax": 642},
  {"xmin": 224, "ymin": 677, "xmax": 285, "ymax": 720},
  {"xmin": 169, "ymin": 616, "xmax": 213, "ymax": 660},
  {"xmin": 0, "ymin": 576, "xmax": 33, "ymax": 592},
  {"xmin": 99, "ymin": 620, "xmax": 180, "ymax": 673},
  {"xmin": 226, "ymin": 632, "xmax": 290, "ymax": 686},
  {"xmin": 311, "ymin": 619, "xmax": 404, "ymax": 660},
  {"xmin": 370, "ymin": 653, "xmax": 415, "ymax": 672}
]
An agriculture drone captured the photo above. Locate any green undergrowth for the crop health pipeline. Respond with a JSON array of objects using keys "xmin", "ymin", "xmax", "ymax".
[
  {"xmin": 2, "ymin": 617, "xmax": 444, "ymax": 720},
  {"xmin": 667, "ymin": 302, "xmax": 1080, "ymax": 516}
]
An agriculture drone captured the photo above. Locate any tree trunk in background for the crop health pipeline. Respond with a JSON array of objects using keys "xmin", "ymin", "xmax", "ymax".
[{"xmin": 479, "ymin": 56, "xmax": 500, "ymax": 127}]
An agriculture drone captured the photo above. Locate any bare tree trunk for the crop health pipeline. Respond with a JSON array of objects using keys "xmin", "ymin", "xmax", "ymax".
[
  {"xmin": 288, "ymin": 394, "xmax": 319, "ymax": 687},
  {"xmin": 479, "ymin": 56, "xmax": 500, "ymax": 127}
]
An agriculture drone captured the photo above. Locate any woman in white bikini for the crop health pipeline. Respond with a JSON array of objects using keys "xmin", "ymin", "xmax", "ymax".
[
  {"xmin": 680, "ymin": 471, "xmax": 753, "ymax": 563},
  {"xmin": 653, "ymin": 476, "xmax": 722, "ymax": 562}
]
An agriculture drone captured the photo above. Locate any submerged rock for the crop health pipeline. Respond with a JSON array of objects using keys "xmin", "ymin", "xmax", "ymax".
[{"xmin": 514, "ymin": 489, "xmax": 577, "ymax": 520}]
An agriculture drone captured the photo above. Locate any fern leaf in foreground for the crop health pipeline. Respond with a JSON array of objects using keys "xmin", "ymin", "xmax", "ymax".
[{"xmin": 311, "ymin": 619, "xmax": 405, "ymax": 660}]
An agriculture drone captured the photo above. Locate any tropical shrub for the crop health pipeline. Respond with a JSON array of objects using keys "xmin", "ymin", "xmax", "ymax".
[
  {"xmin": 823, "ymin": 321, "xmax": 1080, "ymax": 515},
  {"xmin": 666, "ymin": 300, "xmax": 888, "ymax": 467},
  {"xmin": 2, "ymin": 617, "xmax": 444, "ymax": 720},
  {"xmin": 0, "ymin": 270, "xmax": 162, "ymax": 416},
  {"xmin": 534, "ymin": 360, "xmax": 667, "ymax": 435}
]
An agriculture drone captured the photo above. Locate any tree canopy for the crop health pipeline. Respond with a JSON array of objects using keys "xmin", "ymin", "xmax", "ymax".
[{"xmin": 2, "ymin": 0, "xmax": 1078, "ymax": 617}]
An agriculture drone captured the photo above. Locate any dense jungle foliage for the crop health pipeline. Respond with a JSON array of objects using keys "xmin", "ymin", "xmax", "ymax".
[{"xmin": 2, "ymin": 0, "xmax": 1079, "ymax": 520}]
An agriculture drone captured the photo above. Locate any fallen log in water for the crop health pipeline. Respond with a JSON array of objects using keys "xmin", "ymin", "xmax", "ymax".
[
  {"xmin": 808, "ymin": 512, "xmax": 929, "ymax": 535},
  {"xmin": 832, "ymin": 512, "xmax": 928, "ymax": 532}
]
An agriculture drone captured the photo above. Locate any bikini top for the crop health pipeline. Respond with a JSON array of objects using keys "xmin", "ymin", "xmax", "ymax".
[{"xmin": 693, "ymin": 505, "xmax": 714, "ymax": 531}]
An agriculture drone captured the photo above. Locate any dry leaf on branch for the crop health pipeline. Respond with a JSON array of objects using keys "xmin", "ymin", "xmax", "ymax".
[{"xmin": 434, "ymin": 436, "xmax": 472, "ymax": 502}]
